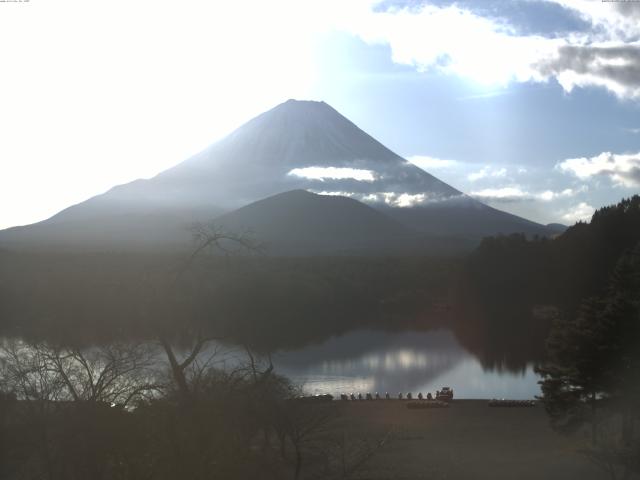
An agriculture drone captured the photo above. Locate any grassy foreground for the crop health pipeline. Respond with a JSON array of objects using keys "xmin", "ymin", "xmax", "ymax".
[{"xmin": 330, "ymin": 400, "xmax": 603, "ymax": 480}]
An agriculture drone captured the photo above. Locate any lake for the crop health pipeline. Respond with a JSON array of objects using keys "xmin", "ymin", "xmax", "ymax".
[
  {"xmin": 268, "ymin": 329, "xmax": 540, "ymax": 399},
  {"xmin": 1, "ymin": 328, "xmax": 541, "ymax": 400}
]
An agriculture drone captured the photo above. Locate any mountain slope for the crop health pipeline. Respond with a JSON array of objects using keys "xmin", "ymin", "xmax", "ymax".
[
  {"xmin": 0, "ymin": 205, "xmax": 223, "ymax": 251},
  {"xmin": 380, "ymin": 197, "xmax": 549, "ymax": 238},
  {"xmin": 214, "ymin": 189, "xmax": 419, "ymax": 255},
  {"xmin": 0, "ymin": 99, "xmax": 554, "ymax": 253},
  {"xmin": 89, "ymin": 99, "xmax": 461, "ymax": 212}
]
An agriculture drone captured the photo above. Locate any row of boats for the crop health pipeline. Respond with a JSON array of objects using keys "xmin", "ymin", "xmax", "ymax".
[
  {"xmin": 294, "ymin": 389, "xmax": 537, "ymax": 407},
  {"xmin": 339, "ymin": 386, "xmax": 455, "ymax": 402}
]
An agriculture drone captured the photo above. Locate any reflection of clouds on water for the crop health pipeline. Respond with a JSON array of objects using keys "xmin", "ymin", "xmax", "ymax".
[
  {"xmin": 273, "ymin": 329, "xmax": 540, "ymax": 399},
  {"xmin": 294, "ymin": 376, "xmax": 377, "ymax": 397},
  {"xmin": 317, "ymin": 349, "xmax": 452, "ymax": 373},
  {"xmin": 419, "ymin": 358, "xmax": 539, "ymax": 400}
]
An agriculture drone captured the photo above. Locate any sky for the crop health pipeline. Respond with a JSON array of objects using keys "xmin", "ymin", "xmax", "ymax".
[{"xmin": 0, "ymin": 0, "xmax": 639, "ymax": 229}]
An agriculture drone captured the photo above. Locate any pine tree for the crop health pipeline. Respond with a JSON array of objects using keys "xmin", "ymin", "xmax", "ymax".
[
  {"xmin": 536, "ymin": 243, "xmax": 640, "ymax": 477},
  {"xmin": 536, "ymin": 297, "xmax": 611, "ymax": 442}
]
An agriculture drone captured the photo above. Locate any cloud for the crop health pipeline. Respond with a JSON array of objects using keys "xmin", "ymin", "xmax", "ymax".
[
  {"xmin": 467, "ymin": 166, "xmax": 507, "ymax": 182},
  {"xmin": 538, "ymin": 187, "xmax": 586, "ymax": 201},
  {"xmin": 557, "ymin": 151, "xmax": 640, "ymax": 187},
  {"xmin": 313, "ymin": 190, "xmax": 356, "ymax": 197},
  {"xmin": 288, "ymin": 167, "xmax": 377, "ymax": 182},
  {"xmin": 534, "ymin": 2, "xmax": 640, "ymax": 98},
  {"xmin": 342, "ymin": 3, "xmax": 559, "ymax": 86},
  {"xmin": 549, "ymin": 0, "xmax": 640, "ymax": 41},
  {"xmin": 561, "ymin": 202, "xmax": 595, "ymax": 223},
  {"xmin": 471, "ymin": 186, "xmax": 583, "ymax": 202},
  {"xmin": 470, "ymin": 186, "xmax": 530, "ymax": 202},
  {"xmin": 341, "ymin": 1, "xmax": 640, "ymax": 100},
  {"xmin": 363, "ymin": 192, "xmax": 428, "ymax": 207},
  {"xmin": 406, "ymin": 155, "xmax": 458, "ymax": 170},
  {"xmin": 313, "ymin": 190, "xmax": 437, "ymax": 207},
  {"xmin": 536, "ymin": 44, "xmax": 640, "ymax": 99},
  {"xmin": 358, "ymin": 191, "xmax": 462, "ymax": 207},
  {"xmin": 467, "ymin": 171, "xmax": 485, "ymax": 182},
  {"xmin": 424, "ymin": 0, "xmax": 593, "ymax": 38},
  {"xmin": 389, "ymin": 193, "xmax": 427, "ymax": 207}
]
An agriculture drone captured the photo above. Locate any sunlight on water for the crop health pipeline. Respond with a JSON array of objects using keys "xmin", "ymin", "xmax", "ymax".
[{"xmin": 273, "ymin": 329, "xmax": 540, "ymax": 399}]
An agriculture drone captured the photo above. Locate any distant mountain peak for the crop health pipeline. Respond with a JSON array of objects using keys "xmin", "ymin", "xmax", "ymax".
[
  {"xmin": 282, "ymin": 98, "xmax": 328, "ymax": 107},
  {"xmin": 166, "ymin": 98, "xmax": 462, "ymax": 210},
  {"xmin": 0, "ymin": 99, "xmax": 557, "ymax": 253}
]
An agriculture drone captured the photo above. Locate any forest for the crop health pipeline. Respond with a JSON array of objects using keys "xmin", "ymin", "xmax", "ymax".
[
  {"xmin": 0, "ymin": 251, "xmax": 454, "ymax": 349},
  {"xmin": 458, "ymin": 195, "xmax": 640, "ymax": 369}
]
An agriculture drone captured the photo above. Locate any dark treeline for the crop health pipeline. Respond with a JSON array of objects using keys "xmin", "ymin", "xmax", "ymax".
[
  {"xmin": 468, "ymin": 195, "xmax": 640, "ymax": 317},
  {"xmin": 0, "ymin": 251, "xmax": 454, "ymax": 351},
  {"xmin": 457, "ymin": 195, "xmax": 640, "ymax": 369}
]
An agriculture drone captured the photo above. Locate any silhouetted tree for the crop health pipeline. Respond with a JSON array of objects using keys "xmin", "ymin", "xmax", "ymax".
[
  {"xmin": 537, "ymin": 243, "xmax": 640, "ymax": 479},
  {"xmin": 536, "ymin": 298, "xmax": 611, "ymax": 441},
  {"xmin": 0, "ymin": 339, "xmax": 161, "ymax": 480},
  {"xmin": 157, "ymin": 222, "xmax": 261, "ymax": 403}
]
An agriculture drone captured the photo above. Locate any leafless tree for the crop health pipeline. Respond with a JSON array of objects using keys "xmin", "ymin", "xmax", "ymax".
[
  {"xmin": 158, "ymin": 222, "xmax": 261, "ymax": 402},
  {"xmin": 273, "ymin": 401, "xmax": 335, "ymax": 480},
  {"xmin": 0, "ymin": 338, "xmax": 162, "ymax": 480},
  {"xmin": 0, "ymin": 338, "xmax": 161, "ymax": 407}
]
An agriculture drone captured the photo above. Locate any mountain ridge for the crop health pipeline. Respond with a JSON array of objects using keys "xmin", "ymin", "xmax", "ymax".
[
  {"xmin": 0, "ymin": 99, "xmax": 556, "ymax": 254},
  {"xmin": 213, "ymin": 189, "xmax": 420, "ymax": 255}
]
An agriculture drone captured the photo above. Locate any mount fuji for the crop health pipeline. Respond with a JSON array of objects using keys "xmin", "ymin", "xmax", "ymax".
[{"xmin": 0, "ymin": 99, "xmax": 553, "ymax": 254}]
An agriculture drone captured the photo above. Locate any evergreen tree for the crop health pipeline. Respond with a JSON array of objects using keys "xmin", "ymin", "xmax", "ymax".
[
  {"xmin": 537, "ymin": 243, "xmax": 640, "ymax": 477},
  {"xmin": 536, "ymin": 296, "xmax": 611, "ymax": 441}
]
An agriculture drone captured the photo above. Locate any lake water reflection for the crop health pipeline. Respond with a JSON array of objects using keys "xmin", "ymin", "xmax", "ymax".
[{"xmin": 271, "ymin": 330, "xmax": 540, "ymax": 399}]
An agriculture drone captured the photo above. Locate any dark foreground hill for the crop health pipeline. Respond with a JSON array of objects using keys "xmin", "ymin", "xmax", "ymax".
[
  {"xmin": 214, "ymin": 189, "xmax": 414, "ymax": 255},
  {"xmin": 214, "ymin": 189, "xmax": 476, "ymax": 255}
]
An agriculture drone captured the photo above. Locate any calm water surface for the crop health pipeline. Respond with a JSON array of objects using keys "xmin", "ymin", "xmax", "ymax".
[
  {"xmin": 269, "ymin": 330, "xmax": 540, "ymax": 399},
  {"xmin": 2, "ymin": 329, "xmax": 540, "ymax": 399}
]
